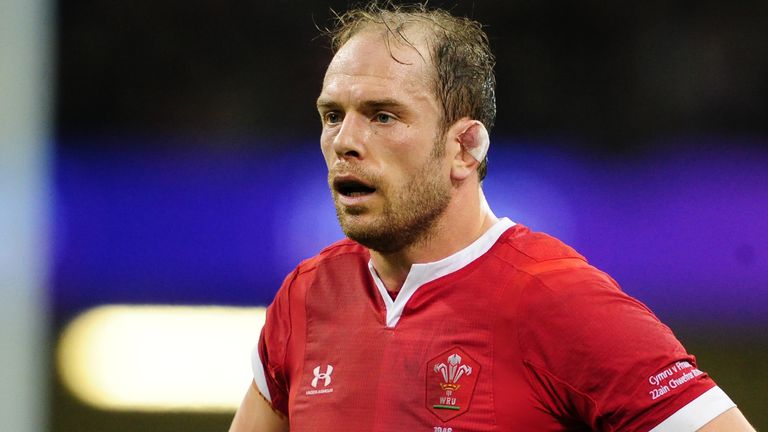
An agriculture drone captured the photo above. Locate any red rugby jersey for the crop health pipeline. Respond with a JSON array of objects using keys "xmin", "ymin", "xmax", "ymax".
[{"xmin": 252, "ymin": 219, "xmax": 734, "ymax": 431}]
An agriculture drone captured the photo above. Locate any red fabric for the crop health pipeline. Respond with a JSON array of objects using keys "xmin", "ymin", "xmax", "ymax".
[{"xmin": 256, "ymin": 225, "xmax": 716, "ymax": 431}]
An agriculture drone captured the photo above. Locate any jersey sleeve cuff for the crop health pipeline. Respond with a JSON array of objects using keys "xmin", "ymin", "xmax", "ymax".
[
  {"xmin": 251, "ymin": 344, "xmax": 272, "ymax": 403},
  {"xmin": 649, "ymin": 386, "xmax": 736, "ymax": 432}
]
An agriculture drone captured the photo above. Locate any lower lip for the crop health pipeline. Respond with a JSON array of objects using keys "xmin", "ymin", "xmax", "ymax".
[{"xmin": 337, "ymin": 191, "xmax": 377, "ymax": 206}]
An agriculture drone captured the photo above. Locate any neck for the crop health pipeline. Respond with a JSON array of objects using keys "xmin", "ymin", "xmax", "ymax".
[{"xmin": 369, "ymin": 188, "xmax": 498, "ymax": 292}]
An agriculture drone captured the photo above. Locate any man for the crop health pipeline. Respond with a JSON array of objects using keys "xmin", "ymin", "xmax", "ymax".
[{"xmin": 231, "ymin": 3, "xmax": 755, "ymax": 431}]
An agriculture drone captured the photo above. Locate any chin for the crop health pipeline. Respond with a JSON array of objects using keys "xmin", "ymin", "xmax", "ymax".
[
  {"xmin": 338, "ymin": 216, "xmax": 372, "ymax": 239},
  {"xmin": 339, "ymin": 220, "xmax": 407, "ymax": 253}
]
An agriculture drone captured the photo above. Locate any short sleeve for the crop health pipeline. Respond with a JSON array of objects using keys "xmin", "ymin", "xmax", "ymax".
[
  {"xmin": 251, "ymin": 269, "xmax": 298, "ymax": 416},
  {"xmin": 518, "ymin": 267, "xmax": 733, "ymax": 431}
]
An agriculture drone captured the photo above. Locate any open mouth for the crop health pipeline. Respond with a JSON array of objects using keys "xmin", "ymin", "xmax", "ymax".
[{"xmin": 334, "ymin": 178, "xmax": 377, "ymax": 197}]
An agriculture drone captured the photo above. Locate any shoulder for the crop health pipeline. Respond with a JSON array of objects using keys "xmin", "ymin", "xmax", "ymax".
[
  {"xmin": 292, "ymin": 238, "xmax": 369, "ymax": 277},
  {"xmin": 497, "ymin": 224, "xmax": 586, "ymax": 264},
  {"xmin": 497, "ymin": 226, "xmax": 677, "ymax": 381},
  {"xmin": 262, "ymin": 238, "xmax": 369, "ymax": 360},
  {"xmin": 487, "ymin": 226, "xmax": 648, "ymax": 341},
  {"xmin": 492, "ymin": 224, "xmax": 614, "ymax": 291},
  {"xmin": 500, "ymin": 228, "xmax": 718, "ymax": 430},
  {"xmin": 277, "ymin": 238, "xmax": 369, "ymax": 294},
  {"xmin": 501, "ymin": 227, "xmax": 661, "ymax": 345}
]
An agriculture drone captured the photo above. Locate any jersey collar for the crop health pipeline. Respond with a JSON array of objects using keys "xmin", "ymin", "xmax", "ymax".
[{"xmin": 368, "ymin": 217, "xmax": 516, "ymax": 328}]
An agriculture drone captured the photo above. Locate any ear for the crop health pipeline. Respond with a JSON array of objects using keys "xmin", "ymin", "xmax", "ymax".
[{"xmin": 447, "ymin": 119, "xmax": 490, "ymax": 181}]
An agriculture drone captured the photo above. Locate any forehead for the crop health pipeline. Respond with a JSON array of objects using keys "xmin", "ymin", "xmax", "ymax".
[{"xmin": 320, "ymin": 27, "xmax": 435, "ymax": 103}]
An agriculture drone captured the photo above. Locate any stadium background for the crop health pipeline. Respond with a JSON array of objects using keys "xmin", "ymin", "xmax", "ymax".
[{"xmin": 5, "ymin": 0, "xmax": 768, "ymax": 430}]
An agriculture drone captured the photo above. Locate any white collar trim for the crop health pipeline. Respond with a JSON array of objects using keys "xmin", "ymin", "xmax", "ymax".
[{"xmin": 368, "ymin": 217, "xmax": 515, "ymax": 328}]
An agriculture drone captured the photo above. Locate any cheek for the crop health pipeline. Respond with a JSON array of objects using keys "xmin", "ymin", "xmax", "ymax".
[
  {"xmin": 381, "ymin": 158, "xmax": 424, "ymax": 194},
  {"xmin": 319, "ymin": 133, "xmax": 335, "ymax": 167}
]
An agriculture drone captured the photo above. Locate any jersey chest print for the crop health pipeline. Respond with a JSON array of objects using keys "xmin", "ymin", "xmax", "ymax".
[{"xmin": 427, "ymin": 347, "xmax": 481, "ymax": 422}]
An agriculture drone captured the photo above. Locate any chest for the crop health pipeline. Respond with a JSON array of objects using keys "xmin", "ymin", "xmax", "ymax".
[{"xmin": 286, "ymin": 265, "xmax": 530, "ymax": 431}]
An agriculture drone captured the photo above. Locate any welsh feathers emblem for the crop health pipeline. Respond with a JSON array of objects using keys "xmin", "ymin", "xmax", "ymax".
[
  {"xmin": 434, "ymin": 353, "xmax": 472, "ymax": 396},
  {"xmin": 426, "ymin": 347, "xmax": 480, "ymax": 421}
]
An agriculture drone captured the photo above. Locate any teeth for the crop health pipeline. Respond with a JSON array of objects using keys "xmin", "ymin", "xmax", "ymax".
[
  {"xmin": 336, "ymin": 180, "xmax": 375, "ymax": 197},
  {"xmin": 341, "ymin": 190, "xmax": 372, "ymax": 197}
]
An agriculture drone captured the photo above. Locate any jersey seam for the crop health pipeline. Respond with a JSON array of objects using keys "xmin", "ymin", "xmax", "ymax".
[
  {"xmin": 513, "ymin": 274, "xmax": 553, "ymax": 421},
  {"xmin": 524, "ymin": 267, "xmax": 657, "ymax": 322},
  {"xmin": 516, "ymin": 273, "xmax": 610, "ymax": 430},
  {"xmin": 523, "ymin": 359, "xmax": 609, "ymax": 431},
  {"xmin": 281, "ymin": 269, "xmax": 300, "ymax": 368},
  {"xmin": 488, "ymin": 281, "xmax": 503, "ymax": 429},
  {"xmin": 316, "ymin": 238, "xmax": 358, "ymax": 254},
  {"xmin": 497, "ymin": 235, "xmax": 588, "ymax": 264},
  {"xmin": 295, "ymin": 248, "xmax": 368, "ymax": 277},
  {"xmin": 273, "ymin": 267, "xmax": 300, "ymax": 412},
  {"xmin": 291, "ymin": 250, "xmax": 368, "ymax": 411},
  {"xmin": 494, "ymin": 254, "xmax": 591, "ymax": 280}
]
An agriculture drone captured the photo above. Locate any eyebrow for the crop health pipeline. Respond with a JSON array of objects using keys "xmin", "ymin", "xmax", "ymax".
[{"xmin": 316, "ymin": 98, "xmax": 407, "ymax": 112}]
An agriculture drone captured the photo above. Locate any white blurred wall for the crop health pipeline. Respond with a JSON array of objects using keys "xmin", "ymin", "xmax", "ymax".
[{"xmin": 0, "ymin": 0, "xmax": 52, "ymax": 430}]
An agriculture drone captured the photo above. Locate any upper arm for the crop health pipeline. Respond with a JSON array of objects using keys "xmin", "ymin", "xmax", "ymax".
[
  {"xmin": 518, "ymin": 270, "xmax": 734, "ymax": 431},
  {"xmin": 229, "ymin": 381, "xmax": 289, "ymax": 432},
  {"xmin": 697, "ymin": 407, "xmax": 755, "ymax": 432}
]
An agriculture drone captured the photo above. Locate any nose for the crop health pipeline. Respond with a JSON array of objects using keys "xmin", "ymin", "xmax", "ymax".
[{"xmin": 332, "ymin": 113, "xmax": 366, "ymax": 161}]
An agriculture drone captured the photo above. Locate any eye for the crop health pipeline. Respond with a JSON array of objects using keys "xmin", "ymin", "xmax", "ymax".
[
  {"xmin": 375, "ymin": 113, "xmax": 393, "ymax": 124},
  {"xmin": 324, "ymin": 112, "xmax": 342, "ymax": 124}
]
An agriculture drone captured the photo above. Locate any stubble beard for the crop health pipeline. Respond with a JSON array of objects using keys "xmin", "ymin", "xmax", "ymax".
[{"xmin": 331, "ymin": 145, "xmax": 451, "ymax": 254}]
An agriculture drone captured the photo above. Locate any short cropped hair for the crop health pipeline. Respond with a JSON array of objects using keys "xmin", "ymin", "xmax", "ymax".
[{"xmin": 326, "ymin": 2, "xmax": 496, "ymax": 180}]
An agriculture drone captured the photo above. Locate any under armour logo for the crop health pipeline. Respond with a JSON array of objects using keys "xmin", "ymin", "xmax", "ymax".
[{"xmin": 311, "ymin": 364, "xmax": 333, "ymax": 388}]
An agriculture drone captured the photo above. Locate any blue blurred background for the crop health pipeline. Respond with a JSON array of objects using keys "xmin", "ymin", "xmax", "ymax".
[
  {"xmin": 54, "ymin": 140, "xmax": 768, "ymax": 327},
  {"xmin": 44, "ymin": 0, "xmax": 768, "ymax": 430}
]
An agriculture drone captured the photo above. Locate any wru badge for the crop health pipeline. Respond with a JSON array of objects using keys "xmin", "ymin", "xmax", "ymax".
[{"xmin": 427, "ymin": 347, "xmax": 480, "ymax": 421}]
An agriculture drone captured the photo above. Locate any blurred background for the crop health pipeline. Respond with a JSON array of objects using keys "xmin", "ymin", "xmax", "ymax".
[{"xmin": 1, "ymin": 0, "xmax": 766, "ymax": 430}]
